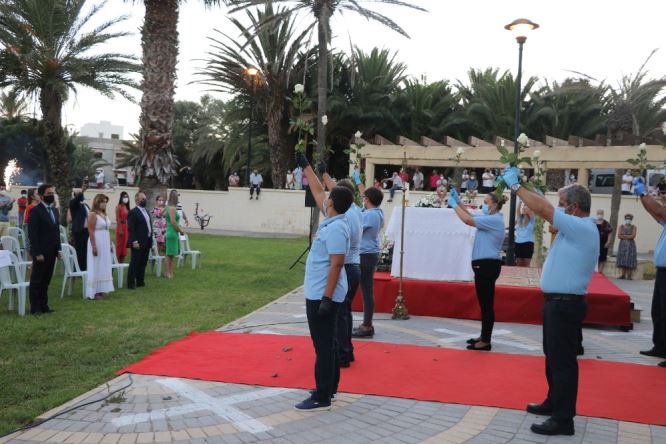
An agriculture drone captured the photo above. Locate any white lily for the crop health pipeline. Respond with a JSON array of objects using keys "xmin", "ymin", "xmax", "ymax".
[
  {"xmin": 533, "ymin": 150, "xmax": 541, "ymax": 158},
  {"xmin": 517, "ymin": 133, "xmax": 529, "ymax": 147},
  {"xmin": 321, "ymin": 115, "xmax": 328, "ymax": 126},
  {"xmin": 355, "ymin": 130, "xmax": 362, "ymax": 139},
  {"xmin": 294, "ymin": 83, "xmax": 304, "ymax": 94},
  {"xmin": 456, "ymin": 147, "xmax": 464, "ymax": 155}
]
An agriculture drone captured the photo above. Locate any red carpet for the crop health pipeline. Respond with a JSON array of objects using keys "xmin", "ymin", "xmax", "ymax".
[
  {"xmin": 352, "ymin": 270, "xmax": 632, "ymax": 328},
  {"xmin": 120, "ymin": 332, "xmax": 666, "ymax": 426}
]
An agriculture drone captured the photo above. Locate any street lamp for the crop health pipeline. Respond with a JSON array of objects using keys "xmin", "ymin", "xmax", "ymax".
[
  {"xmin": 245, "ymin": 67, "xmax": 259, "ymax": 185},
  {"xmin": 504, "ymin": 18, "xmax": 538, "ymax": 266}
]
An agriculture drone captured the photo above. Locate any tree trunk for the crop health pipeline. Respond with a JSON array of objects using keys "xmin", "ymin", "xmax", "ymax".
[
  {"xmin": 266, "ymin": 96, "xmax": 287, "ymax": 188},
  {"xmin": 607, "ymin": 169, "xmax": 623, "ymax": 256},
  {"xmin": 139, "ymin": 0, "xmax": 180, "ymax": 211},
  {"xmin": 315, "ymin": 3, "xmax": 329, "ymax": 162},
  {"xmin": 40, "ymin": 86, "xmax": 69, "ymax": 224}
]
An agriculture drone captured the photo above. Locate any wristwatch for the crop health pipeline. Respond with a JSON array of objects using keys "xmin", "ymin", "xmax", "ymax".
[{"xmin": 510, "ymin": 183, "xmax": 521, "ymax": 192}]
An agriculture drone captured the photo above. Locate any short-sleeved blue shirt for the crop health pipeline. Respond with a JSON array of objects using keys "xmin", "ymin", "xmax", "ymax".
[
  {"xmin": 541, "ymin": 210, "xmax": 599, "ymax": 295},
  {"xmin": 515, "ymin": 216, "xmax": 536, "ymax": 243},
  {"xmin": 472, "ymin": 213, "xmax": 505, "ymax": 260},
  {"xmin": 360, "ymin": 208, "xmax": 384, "ymax": 254},
  {"xmin": 655, "ymin": 221, "xmax": 666, "ymax": 267},
  {"xmin": 345, "ymin": 203, "xmax": 362, "ymax": 265},
  {"xmin": 304, "ymin": 215, "xmax": 350, "ymax": 302}
]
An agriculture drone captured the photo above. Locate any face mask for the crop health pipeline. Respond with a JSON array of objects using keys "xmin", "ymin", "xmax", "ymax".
[
  {"xmin": 21, "ymin": 193, "xmax": 26, "ymax": 198},
  {"xmin": 99, "ymin": 202, "xmax": 107, "ymax": 210},
  {"xmin": 624, "ymin": 219, "xmax": 632, "ymax": 225},
  {"xmin": 481, "ymin": 204, "xmax": 490, "ymax": 215},
  {"xmin": 43, "ymin": 195, "xmax": 55, "ymax": 205},
  {"xmin": 122, "ymin": 197, "xmax": 129, "ymax": 204},
  {"xmin": 138, "ymin": 199, "xmax": 147, "ymax": 208},
  {"xmin": 596, "ymin": 214, "xmax": 603, "ymax": 220}
]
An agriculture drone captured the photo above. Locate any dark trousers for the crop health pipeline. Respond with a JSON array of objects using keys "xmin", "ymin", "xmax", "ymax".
[
  {"xmin": 250, "ymin": 184, "xmax": 261, "ymax": 197},
  {"xmin": 651, "ymin": 269, "xmax": 666, "ymax": 352},
  {"xmin": 306, "ymin": 299, "xmax": 340, "ymax": 402},
  {"xmin": 472, "ymin": 259, "xmax": 502, "ymax": 342},
  {"xmin": 337, "ymin": 264, "xmax": 361, "ymax": 363},
  {"xmin": 29, "ymin": 251, "xmax": 57, "ymax": 313},
  {"xmin": 543, "ymin": 298, "xmax": 587, "ymax": 423},
  {"xmin": 72, "ymin": 230, "xmax": 88, "ymax": 271},
  {"xmin": 360, "ymin": 253, "xmax": 380, "ymax": 326},
  {"xmin": 127, "ymin": 246, "xmax": 150, "ymax": 287}
]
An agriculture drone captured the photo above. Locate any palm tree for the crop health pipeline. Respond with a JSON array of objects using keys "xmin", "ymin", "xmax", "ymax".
[
  {"xmin": 116, "ymin": 133, "xmax": 143, "ymax": 181},
  {"xmin": 0, "ymin": 0, "xmax": 139, "ymax": 215},
  {"xmin": 127, "ymin": 0, "xmax": 220, "ymax": 207},
  {"xmin": 0, "ymin": 89, "xmax": 29, "ymax": 120},
  {"xmin": 227, "ymin": 0, "xmax": 426, "ymax": 162},
  {"xmin": 198, "ymin": 3, "xmax": 314, "ymax": 187}
]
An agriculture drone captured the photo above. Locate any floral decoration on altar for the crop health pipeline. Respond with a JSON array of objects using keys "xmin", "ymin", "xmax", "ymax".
[
  {"xmin": 376, "ymin": 234, "xmax": 394, "ymax": 272},
  {"xmin": 414, "ymin": 193, "xmax": 442, "ymax": 208}
]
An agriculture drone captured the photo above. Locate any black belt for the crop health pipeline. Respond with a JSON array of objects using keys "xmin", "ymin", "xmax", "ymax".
[{"xmin": 544, "ymin": 293, "xmax": 585, "ymax": 302}]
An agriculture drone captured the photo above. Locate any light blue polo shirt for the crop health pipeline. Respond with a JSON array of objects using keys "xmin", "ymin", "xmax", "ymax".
[
  {"xmin": 541, "ymin": 209, "xmax": 599, "ymax": 295},
  {"xmin": 515, "ymin": 216, "xmax": 536, "ymax": 243},
  {"xmin": 655, "ymin": 222, "xmax": 666, "ymax": 267},
  {"xmin": 344, "ymin": 203, "xmax": 362, "ymax": 265},
  {"xmin": 472, "ymin": 213, "xmax": 505, "ymax": 260},
  {"xmin": 304, "ymin": 215, "xmax": 349, "ymax": 303},
  {"xmin": 360, "ymin": 208, "xmax": 384, "ymax": 254}
]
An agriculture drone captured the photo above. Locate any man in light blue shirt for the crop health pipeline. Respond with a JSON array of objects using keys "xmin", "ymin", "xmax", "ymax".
[
  {"xmin": 503, "ymin": 168, "xmax": 597, "ymax": 437},
  {"xmin": 385, "ymin": 172, "xmax": 402, "ymax": 202},
  {"xmin": 293, "ymin": 166, "xmax": 303, "ymax": 190},
  {"xmin": 294, "ymin": 152, "xmax": 354, "ymax": 412},
  {"xmin": 249, "ymin": 169, "xmax": 263, "ymax": 200},
  {"xmin": 633, "ymin": 178, "xmax": 666, "ymax": 368}
]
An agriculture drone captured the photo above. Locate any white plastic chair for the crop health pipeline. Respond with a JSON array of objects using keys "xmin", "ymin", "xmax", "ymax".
[
  {"xmin": 178, "ymin": 234, "xmax": 201, "ymax": 270},
  {"xmin": 110, "ymin": 243, "xmax": 129, "ymax": 288},
  {"xmin": 60, "ymin": 243, "xmax": 87, "ymax": 299},
  {"xmin": 149, "ymin": 236, "xmax": 165, "ymax": 277},
  {"xmin": 1, "ymin": 236, "xmax": 31, "ymax": 279},
  {"xmin": 0, "ymin": 251, "xmax": 29, "ymax": 316},
  {"xmin": 8, "ymin": 227, "xmax": 26, "ymax": 253},
  {"xmin": 59, "ymin": 225, "xmax": 69, "ymax": 245}
]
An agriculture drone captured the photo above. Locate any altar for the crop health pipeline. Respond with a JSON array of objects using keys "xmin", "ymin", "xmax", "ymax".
[{"xmin": 387, "ymin": 207, "xmax": 476, "ymax": 282}]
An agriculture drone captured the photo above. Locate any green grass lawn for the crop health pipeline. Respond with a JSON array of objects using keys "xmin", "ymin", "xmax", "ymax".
[{"xmin": 0, "ymin": 234, "xmax": 306, "ymax": 436}]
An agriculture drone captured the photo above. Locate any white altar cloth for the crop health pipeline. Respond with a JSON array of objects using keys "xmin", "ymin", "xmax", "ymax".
[{"xmin": 387, "ymin": 207, "xmax": 476, "ymax": 281}]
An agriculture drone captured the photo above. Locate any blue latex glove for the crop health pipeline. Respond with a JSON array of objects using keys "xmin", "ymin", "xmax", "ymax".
[
  {"xmin": 351, "ymin": 169, "xmax": 362, "ymax": 185},
  {"xmin": 501, "ymin": 167, "xmax": 521, "ymax": 188},
  {"xmin": 633, "ymin": 177, "xmax": 647, "ymax": 196},
  {"xmin": 448, "ymin": 188, "xmax": 460, "ymax": 208}
]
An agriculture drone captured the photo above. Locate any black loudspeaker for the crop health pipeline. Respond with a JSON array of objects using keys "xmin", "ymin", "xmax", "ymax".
[{"xmin": 304, "ymin": 187, "xmax": 317, "ymax": 207}]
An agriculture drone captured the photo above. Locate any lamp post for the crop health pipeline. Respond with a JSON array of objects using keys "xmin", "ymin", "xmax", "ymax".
[
  {"xmin": 245, "ymin": 67, "xmax": 259, "ymax": 185},
  {"xmin": 504, "ymin": 18, "xmax": 538, "ymax": 266}
]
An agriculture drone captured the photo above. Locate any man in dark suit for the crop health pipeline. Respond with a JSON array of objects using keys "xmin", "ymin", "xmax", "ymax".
[
  {"xmin": 127, "ymin": 191, "xmax": 152, "ymax": 289},
  {"xmin": 28, "ymin": 184, "xmax": 62, "ymax": 315},
  {"xmin": 69, "ymin": 184, "xmax": 89, "ymax": 270}
]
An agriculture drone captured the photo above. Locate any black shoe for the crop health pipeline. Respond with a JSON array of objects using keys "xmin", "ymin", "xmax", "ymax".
[
  {"xmin": 338, "ymin": 360, "xmax": 350, "ymax": 368},
  {"xmin": 466, "ymin": 338, "xmax": 480, "ymax": 345},
  {"xmin": 640, "ymin": 348, "xmax": 666, "ymax": 358},
  {"xmin": 249, "ymin": 196, "xmax": 253, "ymax": 200},
  {"xmin": 526, "ymin": 402, "xmax": 553, "ymax": 416},
  {"xmin": 137, "ymin": 283, "xmax": 145, "ymax": 288},
  {"xmin": 127, "ymin": 285, "xmax": 136, "ymax": 290},
  {"xmin": 352, "ymin": 326, "xmax": 374, "ymax": 338},
  {"xmin": 308, "ymin": 390, "xmax": 336, "ymax": 402},
  {"xmin": 349, "ymin": 352, "xmax": 355, "ymax": 362},
  {"xmin": 31, "ymin": 311, "xmax": 44, "ymax": 316},
  {"xmin": 45, "ymin": 308, "xmax": 55, "ymax": 314},
  {"xmin": 530, "ymin": 418, "xmax": 574, "ymax": 436},
  {"xmin": 659, "ymin": 361, "xmax": 666, "ymax": 368},
  {"xmin": 294, "ymin": 397, "xmax": 331, "ymax": 411},
  {"xmin": 466, "ymin": 343, "xmax": 491, "ymax": 351}
]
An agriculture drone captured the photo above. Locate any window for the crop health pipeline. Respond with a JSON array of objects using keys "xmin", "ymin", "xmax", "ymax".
[
  {"xmin": 595, "ymin": 175, "xmax": 614, "ymax": 187},
  {"xmin": 111, "ymin": 134, "xmax": 119, "ymax": 140},
  {"xmin": 98, "ymin": 132, "xmax": 104, "ymax": 138},
  {"xmin": 94, "ymin": 151, "xmax": 103, "ymax": 159}
]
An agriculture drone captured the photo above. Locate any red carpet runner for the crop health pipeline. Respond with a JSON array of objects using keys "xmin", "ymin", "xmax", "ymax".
[
  {"xmin": 352, "ymin": 270, "xmax": 632, "ymax": 328},
  {"xmin": 119, "ymin": 332, "xmax": 665, "ymax": 426}
]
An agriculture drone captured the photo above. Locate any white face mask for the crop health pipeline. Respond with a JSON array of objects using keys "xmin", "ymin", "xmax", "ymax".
[
  {"xmin": 122, "ymin": 197, "xmax": 129, "ymax": 204},
  {"xmin": 624, "ymin": 219, "xmax": 632, "ymax": 225},
  {"xmin": 99, "ymin": 202, "xmax": 107, "ymax": 210},
  {"xmin": 596, "ymin": 214, "xmax": 603, "ymax": 220}
]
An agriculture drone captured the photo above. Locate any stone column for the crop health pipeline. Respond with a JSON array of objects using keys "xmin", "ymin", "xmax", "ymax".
[
  {"xmin": 365, "ymin": 161, "xmax": 375, "ymax": 188},
  {"xmin": 578, "ymin": 168, "xmax": 590, "ymax": 189}
]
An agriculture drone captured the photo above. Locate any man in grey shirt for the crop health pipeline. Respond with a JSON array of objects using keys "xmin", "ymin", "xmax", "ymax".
[{"xmin": 249, "ymin": 169, "xmax": 263, "ymax": 200}]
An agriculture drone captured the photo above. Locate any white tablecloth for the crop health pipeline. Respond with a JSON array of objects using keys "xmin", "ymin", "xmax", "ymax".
[{"xmin": 387, "ymin": 207, "xmax": 476, "ymax": 281}]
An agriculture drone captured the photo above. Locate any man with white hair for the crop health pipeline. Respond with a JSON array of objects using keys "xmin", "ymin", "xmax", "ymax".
[{"xmin": 0, "ymin": 182, "xmax": 14, "ymax": 237}]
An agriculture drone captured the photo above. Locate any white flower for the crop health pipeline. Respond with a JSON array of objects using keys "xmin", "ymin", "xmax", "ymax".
[
  {"xmin": 533, "ymin": 150, "xmax": 541, "ymax": 158},
  {"xmin": 355, "ymin": 130, "xmax": 362, "ymax": 139},
  {"xmin": 639, "ymin": 142, "xmax": 646, "ymax": 151},
  {"xmin": 500, "ymin": 139, "xmax": 505, "ymax": 148},
  {"xmin": 456, "ymin": 147, "xmax": 464, "ymax": 155},
  {"xmin": 321, "ymin": 115, "xmax": 328, "ymax": 126},
  {"xmin": 517, "ymin": 133, "xmax": 529, "ymax": 147},
  {"xmin": 294, "ymin": 84, "xmax": 304, "ymax": 94}
]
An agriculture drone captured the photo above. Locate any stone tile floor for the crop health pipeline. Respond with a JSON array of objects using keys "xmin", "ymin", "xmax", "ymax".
[{"xmin": 3, "ymin": 278, "xmax": 665, "ymax": 443}]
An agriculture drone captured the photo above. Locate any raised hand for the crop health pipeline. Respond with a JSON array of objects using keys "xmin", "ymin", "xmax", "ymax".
[
  {"xmin": 448, "ymin": 188, "xmax": 460, "ymax": 208},
  {"xmin": 633, "ymin": 177, "xmax": 647, "ymax": 196}
]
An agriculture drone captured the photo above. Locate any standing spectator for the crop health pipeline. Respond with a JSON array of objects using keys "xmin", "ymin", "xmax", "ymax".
[
  {"xmin": 286, "ymin": 169, "xmax": 295, "ymax": 190},
  {"xmin": 505, "ymin": 166, "xmax": 598, "ymax": 436},
  {"xmin": 127, "ymin": 191, "xmax": 152, "ymax": 289},
  {"xmin": 621, "ymin": 170, "xmax": 633, "ymax": 195},
  {"xmin": 175, "ymin": 200, "xmax": 189, "ymax": 228},
  {"xmin": 249, "ymin": 169, "xmax": 263, "ymax": 200},
  {"xmin": 228, "ymin": 172, "xmax": 240, "ymax": 187},
  {"xmin": 86, "ymin": 194, "xmax": 114, "ymax": 300},
  {"xmin": 449, "ymin": 187, "xmax": 506, "ymax": 351},
  {"xmin": 595, "ymin": 209, "xmax": 613, "ymax": 275},
  {"xmin": 23, "ymin": 188, "xmax": 38, "ymax": 229},
  {"xmin": 616, "ymin": 214, "xmax": 637, "ymax": 280},
  {"xmin": 165, "ymin": 190, "xmax": 185, "ymax": 279},
  {"xmin": 384, "ymin": 171, "xmax": 403, "ymax": 203},
  {"xmin": 95, "ymin": 168, "xmax": 105, "ymax": 189},
  {"xmin": 461, "ymin": 169, "xmax": 470, "ymax": 193},
  {"xmin": 482, "ymin": 168, "xmax": 495, "ymax": 194},
  {"xmin": 657, "ymin": 176, "xmax": 666, "ymax": 197},
  {"xmin": 293, "ymin": 166, "xmax": 303, "ymax": 190},
  {"xmin": 515, "ymin": 201, "xmax": 536, "ymax": 267},
  {"xmin": 429, "ymin": 169, "xmax": 439, "ymax": 191},
  {"xmin": 28, "ymin": 184, "xmax": 61, "ymax": 315},
  {"xmin": 151, "ymin": 195, "xmax": 166, "ymax": 254},
  {"xmin": 0, "ymin": 183, "xmax": 14, "ymax": 237},
  {"xmin": 115, "ymin": 192, "xmax": 130, "ymax": 263},
  {"xmin": 69, "ymin": 186, "xmax": 90, "ymax": 270},
  {"xmin": 436, "ymin": 174, "xmax": 448, "ymax": 203},
  {"xmin": 17, "ymin": 189, "xmax": 27, "ymax": 226},
  {"xmin": 398, "ymin": 168, "xmax": 409, "ymax": 187},
  {"xmin": 413, "ymin": 167, "xmax": 424, "ymax": 191}
]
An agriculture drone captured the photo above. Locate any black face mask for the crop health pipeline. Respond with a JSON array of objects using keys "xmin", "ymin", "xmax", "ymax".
[
  {"xmin": 43, "ymin": 195, "xmax": 55, "ymax": 205},
  {"xmin": 138, "ymin": 199, "xmax": 147, "ymax": 208}
]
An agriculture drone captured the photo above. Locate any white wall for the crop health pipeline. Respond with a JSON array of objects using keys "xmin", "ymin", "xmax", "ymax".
[{"xmin": 4, "ymin": 186, "xmax": 661, "ymax": 254}]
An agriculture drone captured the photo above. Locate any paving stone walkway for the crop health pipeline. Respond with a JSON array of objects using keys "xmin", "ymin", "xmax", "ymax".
[{"xmin": 3, "ymin": 278, "xmax": 665, "ymax": 444}]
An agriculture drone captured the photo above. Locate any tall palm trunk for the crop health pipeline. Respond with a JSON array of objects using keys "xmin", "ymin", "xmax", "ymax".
[
  {"xmin": 315, "ymin": 3, "xmax": 329, "ymax": 162},
  {"xmin": 40, "ymin": 85, "xmax": 69, "ymax": 223},
  {"xmin": 139, "ymin": 0, "xmax": 179, "ymax": 210},
  {"xmin": 608, "ymin": 169, "xmax": 623, "ymax": 256},
  {"xmin": 266, "ymin": 96, "xmax": 287, "ymax": 188}
]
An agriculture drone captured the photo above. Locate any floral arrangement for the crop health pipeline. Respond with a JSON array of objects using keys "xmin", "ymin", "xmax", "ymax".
[
  {"xmin": 376, "ymin": 234, "xmax": 394, "ymax": 271},
  {"xmin": 414, "ymin": 193, "xmax": 442, "ymax": 208}
]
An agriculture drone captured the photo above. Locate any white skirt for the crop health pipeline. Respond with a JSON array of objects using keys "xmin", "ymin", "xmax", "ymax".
[{"xmin": 86, "ymin": 229, "xmax": 115, "ymax": 298}]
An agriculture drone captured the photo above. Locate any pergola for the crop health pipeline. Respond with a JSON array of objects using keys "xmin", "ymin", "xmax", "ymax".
[{"xmin": 350, "ymin": 134, "xmax": 666, "ymax": 188}]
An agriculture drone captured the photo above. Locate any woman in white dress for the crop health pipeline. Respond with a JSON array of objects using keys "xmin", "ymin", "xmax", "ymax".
[{"xmin": 86, "ymin": 194, "xmax": 114, "ymax": 300}]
